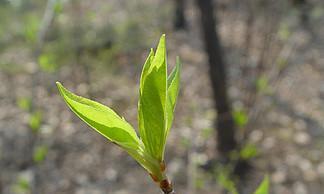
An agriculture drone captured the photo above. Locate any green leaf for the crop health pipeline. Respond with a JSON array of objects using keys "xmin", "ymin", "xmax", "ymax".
[
  {"xmin": 56, "ymin": 82, "xmax": 141, "ymax": 151},
  {"xmin": 57, "ymin": 82, "xmax": 163, "ymax": 179},
  {"xmin": 164, "ymin": 57, "xmax": 180, "ymax": 153},
  {"xmin": 254, "ymin": 175, "xmax": 269, "ymax": 194},
  {"xmin": 138, "ymin": 34, "xmax": 167, "ymax": 161},
  {"xmin": 167, "ymin": 57, "xmax": 181, "ymax": 126}
]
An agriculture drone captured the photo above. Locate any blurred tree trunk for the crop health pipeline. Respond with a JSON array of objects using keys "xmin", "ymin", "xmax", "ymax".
[
  {"xmin": 195, "ymin": 0, "xmax": 237, "ymax": 157},
  {"xmin": 173, "ymin": 0, "xmax": 187, "ymax": 30}
]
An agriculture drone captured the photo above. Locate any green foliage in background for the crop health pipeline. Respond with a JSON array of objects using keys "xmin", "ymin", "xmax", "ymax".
[
  {"xmin": 278, "ymin": 22, "xmax": 291, "ymax": 41},
  {"xmin": 54, "ymin": 0, "xmax": 63, "ymax": 14},
  {"xmin": 254, "ymin": 175, "xmax": 269, "ymax": 194},
  {"xmin": 24, "ymin": 14, "xmax": 40, "ymax": 43},
  {"xmin": 57, "ymin": 35, "xmax": 180, "ymax": 182},
  {"xmin": 38, "ymin": 53, "xmax": 59, "ymax": 73},
  {"xmin": 0, "ymin": 0, "xmax": 171, "ymax": 76},
  {"xmin": 33, "ymin": 145, "xmax": 48, "ymax": 164},
  {"xmin": 240, "ymin": 143, "xmax": 259, "ymax": 160},
  {"xmin": 217, "ymin": 168, "xmax": 269, "ymax": 194},
  {"xmin": 29, "ymin": 111, "xmax": 42, "ymax": 133},
  {"xmin": 256, "ymin": 75, "xmax": 271, "ymax": 94},
  {"xmin": 17, "ymin": 97, "xmax": 32, "ymax": 112},
  {"xmin": 217, "ymin": 168, "xmax": 239, "ymax": 194},
  {"xmin": 233, "ymin": 108, "xmax": 248, "ymax": 128},
  {"xmin": 12, "ymin": 176, "xmax": 31, "ymax": 194}
]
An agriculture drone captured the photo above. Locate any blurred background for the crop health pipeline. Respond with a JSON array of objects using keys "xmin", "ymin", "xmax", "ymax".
[{"xmin": 0, "ymin": 0, "xmax": 324, "ymax": 193}]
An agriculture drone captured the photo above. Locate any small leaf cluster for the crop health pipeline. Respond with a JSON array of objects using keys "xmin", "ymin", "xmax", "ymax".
[{"xmin": 57, "ymin": 34, "xmax": 180, "ymax": 182}]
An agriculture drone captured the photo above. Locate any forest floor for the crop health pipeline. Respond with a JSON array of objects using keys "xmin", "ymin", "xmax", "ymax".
[{"xmin": 1, "ymin": 1, "xmax": 324, "ymax": 194}]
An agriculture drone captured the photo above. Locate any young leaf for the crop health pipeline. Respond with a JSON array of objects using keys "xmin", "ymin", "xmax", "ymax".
[
  {"xmin": 167, "ymin": 57, "xmax": 181, "ymax": 125},
  {"xmin": 138, "ymin": 34, "xmax": 167, "ymax": 161},
  {"xmin": 164, "ymin": 57, "xmax": 181, "ymax": 155},
  {"xmin": 138, "ymin": 49, "xmax": 154, "ymax": 157},
  {"xmin": 254, "ymin": 175, "xmax": 269, "ymax": 194},
  {"xmin": 56, "ymin": 35, "xmax": 182, "ymax": 190},
  {"xmin": 56, "ymin": 82, "xmax": 141, "ymax": 151},
  {"xmin": 57, "ymin": 82, "xmax": 163, "ymax": 179}
]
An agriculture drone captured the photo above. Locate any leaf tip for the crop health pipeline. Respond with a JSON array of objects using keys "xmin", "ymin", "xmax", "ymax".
[
  {"xmin": 56, "ymin": 81, "xmax": 62, "ymax": 87},
  {"xmin": 56, "ymin": 82, "xmax": 68, "ymax": 98},
  {"xmin": 56, "ymin": 81, "xmax": 65, "ymax": 93},
  {"xmin": 159, "ymin": 34, "xmax": 166, "ymax": 45}
]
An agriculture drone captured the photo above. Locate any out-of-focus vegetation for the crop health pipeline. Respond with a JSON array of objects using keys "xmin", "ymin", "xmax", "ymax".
[{"xmin": 0, "ymin": 0, "xmax": 171, "ymax": 76}]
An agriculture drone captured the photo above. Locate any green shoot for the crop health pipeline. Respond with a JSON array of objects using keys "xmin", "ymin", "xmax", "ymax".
[{"xmin": 56, "ymin": 34, "xmax": 180, "ymax": 194}]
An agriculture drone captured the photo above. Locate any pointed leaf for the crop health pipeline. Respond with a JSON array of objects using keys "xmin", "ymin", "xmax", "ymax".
[
  {"xmin": 163, "ymin": 57, "xmax": 181, "ymax": 157},
  {"xmin": 254, "ymin": 175, "xmax": 269, "ymax": 194},
  {"xmin": 138, "ymin": 34, "xmax": 167, "ymax": 161},
  {"xmin": 57, "ymin": 82, "xmax": 164, "ymax": 178},
  {"xmin": 56, "ymin": 82, "xmax": 141, "ymax": 150},
  {"xmin": 138, "ymin": 48, "xmax": 154, "ymax": 155},
  {"xmin": 166, "ymin": 56, "xmax": 181, "ymax": 130}
]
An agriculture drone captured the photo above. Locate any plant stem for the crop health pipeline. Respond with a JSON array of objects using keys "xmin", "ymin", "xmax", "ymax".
[
  {"xmin": 161, "ymin": 188, "xmax": 175, "ymax": 194},
  {"xmin": 163, "ymin": 191, "xmax": 175, "ymax": 194},
  {"xmin": 160, "ymin": 178, "xmax": 175, "ymax": 194}
]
